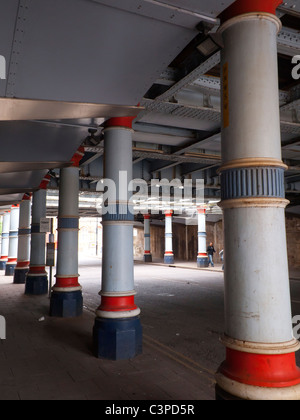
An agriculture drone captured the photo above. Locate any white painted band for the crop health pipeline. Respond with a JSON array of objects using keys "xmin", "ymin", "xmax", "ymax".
[
  {"xmin": 221, "ymin": 335, "xmax": 300, "ymax": 355},
  {"xmin": 99, "ymin": 290, "xmax": 137, "ymax": 297},
  {"xmin": 95, "ymin": 308, "xmax": 141, "ymax": 319},
  {"xmin": 52, "ymin": 286, "xmax": 82, "ymax": 292},
  {"xmin": 216, "ymin": 373, "xmax": 300, "ymax": 401}
]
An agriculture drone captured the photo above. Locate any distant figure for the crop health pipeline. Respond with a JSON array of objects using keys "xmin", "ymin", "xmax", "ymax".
[{"xmin": 207, "ymin": 242, "xmax": 216, "ymax": 267}]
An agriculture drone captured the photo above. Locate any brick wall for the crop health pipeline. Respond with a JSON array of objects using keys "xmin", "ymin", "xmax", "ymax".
[{"xmin": 134, "ymin": 214, "xmax": 300, "ymax": 268}]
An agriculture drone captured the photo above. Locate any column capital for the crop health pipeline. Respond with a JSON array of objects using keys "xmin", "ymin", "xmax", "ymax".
[
  {"xmin": 104, "ymin": 116, "xmax": 136, "ymax": 130},
  {"xmin": 22, "ymin": 193, "xmax": 32, "ymax": 201},
  {"xmin": 70, "ymin": 146, "xmax": 85, "ymax": 168},
  {"xmin": 165, "ymin": 210, "xmax": 173, "ymax": 217},
  {"xmin": 197, "ymin": 206, "xmax": 206, "ymax": 214},
  {"xmin": 220, "ymin": 0, "xmax": 283, "ymax": 23}
]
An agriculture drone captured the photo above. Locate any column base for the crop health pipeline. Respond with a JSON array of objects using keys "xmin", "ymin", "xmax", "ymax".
[
  {"xmin": 164, "ymin": 254, "xmax": 174, "ymax": 264},
  {"xmin": 25, "ymin": 274, "xmax": 48, "ymax": 295},
  {"xmin": 50, "ymin": 290, "xmax": 83, "ymax": 318},
  {"xmin": 144, "ymin": 254, "xmax": 152, "ymax": 263},
  {"xmin": 197, "ymin": 256, "xmax": 209, "ymax": 268},
  {"xmin": 13, "ymin": 267, "xmax": 29, "ymax": 284},
  {"xmin": 5, "ymin": 263, "xmax": 16, "ymax": 276},
  {"xmin": 0, "ymin": 260, "xmax": 7, "ymax": 270},
  {"xmin": 93, "ymin": 316, "xmax": 143, "ymax": 360},
  {"xmin": 215, "ymin": 373, "xmax": 300, "ymax": 400}
]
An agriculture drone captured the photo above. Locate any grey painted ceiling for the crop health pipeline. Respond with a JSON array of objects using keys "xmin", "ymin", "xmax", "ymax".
[{"xmin": 0, "ymin": 0, "xmax": 299, "ymax": 217}]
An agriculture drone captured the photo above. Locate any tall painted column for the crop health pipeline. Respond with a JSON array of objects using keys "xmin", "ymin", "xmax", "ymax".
[
  {"xmin": 164, "ymin": 210, "xmax": 174, "ymax": 264},
  {"xmin": 0, "ymin": 211, "xmax": 10, "ymax": 270},
  {"xmin": 215, "ymin": 0, "xmax": 300, "ymax": 400},
  {"xmin": 93, "ymin": 117, "xmax": 142, "ymax": 360},
  {"xmin": 197, "ymin": 206, "xmax": 209, "ymax": 268},
  {"xmin": 5, "ymin": 205, "xmax": 20, "ymax": 276},
  {"xmin": 13, "ymin": 194, "xmax": 31, "ymax": 284},
  {"xmin": 143, "ymin": 214, "xmax": 152, "ymax": 262},
  {"xmin": 50, "ymin": 149, "xmax": 84, "ymax": 317},
  {"xmin": 25, "ymin": 175, "xmax": 50, "ymax": 295}
]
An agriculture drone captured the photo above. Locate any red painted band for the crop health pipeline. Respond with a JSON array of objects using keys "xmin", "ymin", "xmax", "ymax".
[
  {"xmin": 220, "ymin": 0, "xmax": 283, "ymax": 22},
  {"xmin": 144, "ymin": 214, "xmax": 150, "ymax": 220},
  {"xmin": 11, "ymin": 205, "xmax": 19, "ymax": 209},
  {"xmin": 144, "ymin": 251, "xmax": 151, "ymax": 254},
  {"xmin": 98, "ymin": 295, "xmax": 138, "ymax": 312},
  {"xmin": 39, "ymin": 174, "xmax": 51, "ymax": 190},
  {"xmin": 54, "ymin": 277, "xmax": 80, "ymax": 288},
  {"xmin": 165, "ymin": 252, "xmax": 174, "ymax": 255},
  {"xmin": 7, "ymin": 258, "xmax": 17, "ymax": 263},
  {"xmin": 28, "ymin": 266, "xmax": 46, "ymax": 274},
  {"xmin": 0, "ymin": 256, "xmax": 8, "ymax": 260},
  {"xmin": 16, "ymin": 261, "xmax": 29, "ymax": 268},
  {"xmin": 198, "ymin": 253, "xmax": 208, "ymax": 257},
  {"xmin": 165, "ymin": 212, "xmax": 173, "ymax": 217},
  {"xmin": 197, "ymin": 209, "xmax": 206, "ymax": 214},
  {"xmin": 219, "ymin": 347, "xmax": 300, "ymax": 388},
  {"xmin": 104, "ymin": 116, "xmax": 136, "ymax": 129},
  {"xmin": 71, "ymin": 146, "xmax": 85, "ymax": 167},
  {"xmin": 22, "ymin": 193, "xmax": 31, "ymax": 201}
]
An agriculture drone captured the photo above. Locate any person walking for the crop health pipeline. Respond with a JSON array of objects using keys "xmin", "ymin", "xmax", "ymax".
[{"xmin": 207, "ymin": 242, "xmax": 216, "ymax": 267}]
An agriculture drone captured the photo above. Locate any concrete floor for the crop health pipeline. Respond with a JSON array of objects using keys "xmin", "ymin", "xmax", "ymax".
[{"xmin": 0, "ymin": 256, "xmax": 300, "ymax": 401}]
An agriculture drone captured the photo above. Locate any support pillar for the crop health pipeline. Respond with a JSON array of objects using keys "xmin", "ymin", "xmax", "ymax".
[
  {"xmin": 215, "ymin": 0, "xmax": 300, "ymax": 400},
  {"xmin": 50, "ymin": 149, "xmax": 84, "ymax": 317},
  {"xmin": 5, "ymin": 205, "xmax": 20, "ymax": 276},
  {"xmin": 197, "ymin": 206, "xmax": 209, "ymax": 268},
  {"xmin": 0, "ymin": 211, "xmax": 10, "ymax": 270},
  {"xmin": 93, "ymin": 117, "xmax": 142, "ymax": 360},
  {"xmin": 25, "ymin": 175, "xmax": 50, "ymax": 295},
  {"xmin": 164, "ymin": 210, "xmax": 174, "ymax": 264},
  {"xmin": 143, "ymin": 214, "xmax": 152, "ymax": 262},
  {"xmin": 13, "ymin": 194, "xmax": 31, "ymax": 284}
]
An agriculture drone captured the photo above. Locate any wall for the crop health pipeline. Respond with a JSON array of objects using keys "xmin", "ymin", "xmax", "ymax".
[{"xmin": 133, "ymin": 215, "xmax": 300, "ymax": 268}]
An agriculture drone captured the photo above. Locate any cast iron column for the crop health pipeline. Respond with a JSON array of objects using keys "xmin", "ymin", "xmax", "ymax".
[
  {"xmin": 215, "ymin": 0, "xmax": 300, "ymax": 400},
  {"xmin": 13, "ymin": 194, "xmax": 31, "ymax": 284},
  {"xmin": 197, "ymin": 206, "xmax": 209, "ymax": 268},
  {"xmin": 93, "ymin": 117, "xmax": 142, "ymax": 360},
  {"xmin": 50, "ymin": 149, "xmax": 84, "ymax": 317},
  {"xmin": 25, "ymin": 175, "xmax": 50, "ymax": 295},
  {"xmin": 5, "ymin": 205, "xmax": 20, "ymax": 276},
  {"xmin": 0, "ymin": 210, "xmax": 10, "ymax": 270},
  {"xmin": 143, "ymin": 213, "xmax": 152, "ymax": 262},
  {"xmin": 164, "ymin": 210, "xmax": 174, "ymax": 264}
]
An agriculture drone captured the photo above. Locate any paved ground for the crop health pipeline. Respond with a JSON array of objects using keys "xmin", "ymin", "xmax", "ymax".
[{"xmin": 0, "ymin": 256, "xmax": 299, "ymax": 401}]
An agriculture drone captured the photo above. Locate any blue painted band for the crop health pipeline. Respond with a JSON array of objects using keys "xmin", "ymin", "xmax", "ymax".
[
  {"xmin": 18, "ymin": 228, "xmax": 31, "ymax": 235},
  {"xmin": 102, "ymin": 203, "xmax": 134, "ymax": 222},
  {"xmin": 9, "ymin": 231, "xmax": 18, "ymax": 237},
  {"xmin": 58, "ymin": 218, "xmax": 79, "ymax": 229},
  {"xmin": 165, "ymin": 233, "xmax": 173, "ymax": 238},
  {"xmin": 198, "ymin": 232, "xmax": 206, "ymax": 238},
  {"xmin": 50, "ymin": 290, "xmax": 83, "ymax": 318},
  {"xmin": 93, "ymin": 316, "xmax": 143, "ymax": 360},
  {"xmin": 221, "ymin": 167, "xmax": 285, "ymax": 201},
  {"xmin": 144, "ymin": 233, "xmax": 150, "ymax": 238},
  {"xmin": 1, "ymin": 233, "xmax": 9, "ymax": 238},
  {"xmin": 31, "ymin": 224, "xmax": 41, "ymax": 234},
  {"xmin": 25, "ymin": 275, "xmax": 48, "ymax": 295}
]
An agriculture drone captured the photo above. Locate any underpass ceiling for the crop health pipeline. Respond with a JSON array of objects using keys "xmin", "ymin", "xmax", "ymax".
[{"xmin": 0, "ymin": 0, "xmax": 298, "ymax": 215}]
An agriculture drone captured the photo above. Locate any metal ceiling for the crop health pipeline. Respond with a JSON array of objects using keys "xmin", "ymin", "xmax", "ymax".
[{"xmin": 0, "ymin": 0, "xmax": 298, "ymax": 218}]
